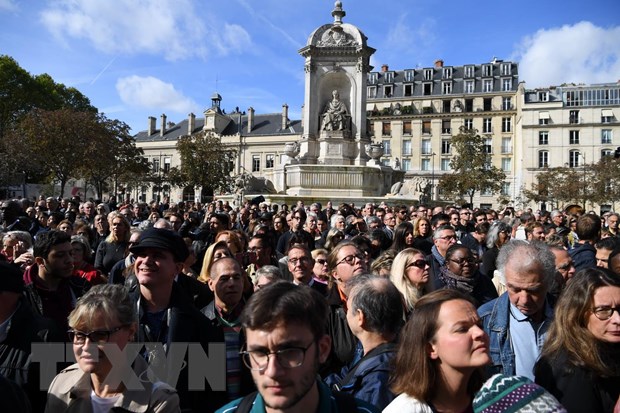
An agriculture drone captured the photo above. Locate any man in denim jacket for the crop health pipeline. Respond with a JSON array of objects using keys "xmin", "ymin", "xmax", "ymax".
[{"xmin": 478, "ymin": 241, "xmax": 556, "ymax": 380}]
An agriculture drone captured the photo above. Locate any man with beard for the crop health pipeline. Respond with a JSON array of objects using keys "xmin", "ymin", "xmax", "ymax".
[
  {"xmin": 22, "ymin": 230, "xmax": 90, "ymax": 332},
  {"xmin": 216, "ymin": 282, "xmax": 378, "ymax": 413}
]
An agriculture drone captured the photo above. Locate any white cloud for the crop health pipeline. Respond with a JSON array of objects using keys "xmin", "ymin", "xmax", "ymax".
[
  {"xmin": 385, "ymin": 14, "xmax": 436, "ymax": 54},
  {"xmin": 39, "ymin": 0, "xmax": 252, "ymax": 61},
  {"xmin": 513, "ymin": 22, "xmax": 620, "ymax": 88},
  {"xmin": 0, "ymin": 0, "xmax": 17, "ymax": 12},
  {"xmin": 116, "ymin": 75, "xmax": 197, "ymax": 113}
]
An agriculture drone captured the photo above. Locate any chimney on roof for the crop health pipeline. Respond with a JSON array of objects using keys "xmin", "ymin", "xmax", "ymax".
[
  {"xmin": 247, "ymin": 107, "xmax": 254, "ymax": 133},
  {"xmin": 282, "ymin": 104, "xmax": 289, "ymax": 130},
  {"xmin": 434, "ymin": 59, "xmax": 444, "ymax": 68},
  {"xmin": 148, "ymin": 116, "xmax": 156, "ymax": 136},
  {"xmin": 381, "ymin": 64, "xmax": 389, "ymax": 72},
  {"xmin": 188, "ymin": 113, "xmax": 195, "ymax": 135},
  {"xmin": 160, "ymin": 114, "xmax": 167, "ymax": 137}
]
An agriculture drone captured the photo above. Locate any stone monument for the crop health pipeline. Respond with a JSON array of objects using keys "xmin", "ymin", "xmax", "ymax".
[{"xmin": 273, "ymin": 1, "xmax": 403, "ymax": 199}]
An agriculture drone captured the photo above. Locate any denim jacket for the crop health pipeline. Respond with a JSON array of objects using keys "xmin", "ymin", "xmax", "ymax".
[
  {"xmin": 478, "ymin": 293, "xmax": 554, "ymax": 377},
  {"xmin": 478, "ymin": 293, "xmax": 515, "ymax": 376}
]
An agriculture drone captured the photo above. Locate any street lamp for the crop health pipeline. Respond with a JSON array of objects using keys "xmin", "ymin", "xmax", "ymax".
[
  {"xmin": 431, "ymin": 152, "xmax": 436, "ymax": 202},
  {"xmin": 579, "ymin": 152, "xmax": 587, "ymax": 209}
]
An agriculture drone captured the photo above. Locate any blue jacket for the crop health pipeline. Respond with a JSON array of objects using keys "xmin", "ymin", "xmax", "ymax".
[
  {"xmin": 478, "ymin": 293, "xmax": 554, "ymax": 377},
  {"xmin": 478, "ymin": 293, "xmax": 515, "ymax": 376},
  {"xmin": 324, "ymin": 343, "xmax": 396, "ymax": 410}
]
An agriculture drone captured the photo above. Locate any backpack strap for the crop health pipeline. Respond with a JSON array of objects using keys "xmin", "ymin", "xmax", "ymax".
[{"xmin": 234, "ymin": 391, "xmax": 258, "ymax": 413}]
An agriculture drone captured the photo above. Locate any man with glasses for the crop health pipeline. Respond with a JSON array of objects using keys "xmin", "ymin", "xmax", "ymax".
[
  {"xmin": 287, "ymin": 245, "xmax": 327, "ymax": 295},
  {"xmin": 427, "ymin": 225, "xmax": 458, "ymax": 285},
  {"xmin": 217, "ymin": 282, "xmax": 378, "ymax": 413}
]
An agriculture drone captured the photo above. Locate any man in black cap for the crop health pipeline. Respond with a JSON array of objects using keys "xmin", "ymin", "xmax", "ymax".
[
  {"xmin": 129, "ymin": 228, "xmax": 226, "ymax": 412},
  {"xmin": 0, "ymin": 262, "xmax": 63, "ymax": 412}
]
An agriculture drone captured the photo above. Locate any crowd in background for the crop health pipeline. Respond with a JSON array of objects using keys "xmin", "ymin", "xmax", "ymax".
[{"xmin": 0, "ymin": 194, "xmax": 619, "ymax": 412}]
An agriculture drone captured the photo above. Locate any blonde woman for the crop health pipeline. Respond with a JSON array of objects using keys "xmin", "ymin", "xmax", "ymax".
[
  {"xmin": 390, "ymin": 248, "xmax": 430, "ymax": 317},
  {"xmin": 94, "ymin": 211, "xmax": 130, "ymax": 276}
]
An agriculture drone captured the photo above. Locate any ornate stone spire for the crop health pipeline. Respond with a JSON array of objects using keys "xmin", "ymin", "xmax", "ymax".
[{"xmin": 331, "ymin": 1, "xmax": 345, "ymax": 25}]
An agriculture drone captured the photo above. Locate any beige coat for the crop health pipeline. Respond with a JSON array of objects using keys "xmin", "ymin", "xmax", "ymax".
[{"xmin": 45, "ymin": 357, "xmax": 180, "ymax": 413}]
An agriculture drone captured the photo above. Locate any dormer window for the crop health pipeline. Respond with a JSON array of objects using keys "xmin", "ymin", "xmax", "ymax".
[
  {"xmin": 424, "ymin": 69, "xmax": 433, "ymax": 80},
  {"xmin": 483, "ymin": 64, "xmax": 492, "ymax": 77},
  {"xmin": 368, "ymin": 73, "xmax": 378, "ymax": 84},
  {"xmin": 501, "ymin": 63, "xmax": 511, "ymax": 75},
  {"xmin": 464, "ymin": 65, "xmax": 475, "ymax": 78},
  {"xmin": 404, "ymin": 70, "xmax": 414, "ymax": 82},
  {"xmin": 442, "ymin": 67, "xmax": 453, "ymax": 79},
  {"xmin": 384, "ymin": 71, "xmax": 394, "ymax": 83}
]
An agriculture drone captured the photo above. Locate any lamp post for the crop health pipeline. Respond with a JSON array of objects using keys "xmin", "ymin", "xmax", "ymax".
[
  {"xmin": 431, "ymin": 152, "xmax": 436, "ymax": 201},
  {"xmin": 580, "ymin": 152, "xmax": 587, "ymax": 209}
]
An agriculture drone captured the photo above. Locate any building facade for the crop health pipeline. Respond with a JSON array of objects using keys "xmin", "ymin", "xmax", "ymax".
[
  {"xmin": 365, "ymin": 59, "xmax": 520, "ymax": 208},
  {"xmin": 520, "ymin": 83, "xmax": 620, "ymax": 211}
]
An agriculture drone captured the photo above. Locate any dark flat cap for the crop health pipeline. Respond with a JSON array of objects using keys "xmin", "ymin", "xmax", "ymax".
[{"xmin": 129, "ymin": 228, "xmax": 189, "ymax": 263}]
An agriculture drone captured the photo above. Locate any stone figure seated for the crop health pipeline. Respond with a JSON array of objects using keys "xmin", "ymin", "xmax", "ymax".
[{"xmin": 321, "ymin": 90, "xmax": 350, "ymax": 131}]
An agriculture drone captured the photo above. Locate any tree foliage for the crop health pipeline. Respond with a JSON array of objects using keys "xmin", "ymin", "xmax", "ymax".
[
  {"xmin": 438, "ymin": 126, "xmax": 506, "ymax": 205},
  {"xmin": 0, "ymin": 55, "xmax": 146, "ymax": 198},
  {"xmin": 523, "ymin": 156, "xmax": 620, "ymax": 209},
  {"xmin": 168, "ymin": 131, "xmax": 235, "ymax": 194}
]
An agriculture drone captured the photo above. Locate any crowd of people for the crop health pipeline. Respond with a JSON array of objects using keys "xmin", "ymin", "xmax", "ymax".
[{"xmin": 0, "ymin": 194, "xmax": 619, "ymax": 412}]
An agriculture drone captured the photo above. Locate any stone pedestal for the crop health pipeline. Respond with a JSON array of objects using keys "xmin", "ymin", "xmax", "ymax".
[{"xmin": 318, "ymin": 130, "xmax": 356, "ymax": 165}]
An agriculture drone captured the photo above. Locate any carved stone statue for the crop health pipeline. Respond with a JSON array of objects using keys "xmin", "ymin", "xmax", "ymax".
[{"xmin": 321, "ymin": 90, "xmax": 349, "ymax": 131}]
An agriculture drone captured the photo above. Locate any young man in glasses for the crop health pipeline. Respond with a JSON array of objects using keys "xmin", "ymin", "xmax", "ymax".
[{"xmin": 217, "ymin": 282, "xmax": 378, "ymax": 413}]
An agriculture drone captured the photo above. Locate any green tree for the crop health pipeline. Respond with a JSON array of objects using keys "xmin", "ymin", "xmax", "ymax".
[
  {"xmin": 168, "ymin": 131, "xmax": 235, "ymax": 195},
  {"xmin": 81, "ymin": 115, "xmax": 150, "ymax": 199},
  {"xmin": 0, "ymin": 55, "xmax": 39, "ymax": 140},
  {"xmin": 438, "ymin": 126, "xmax": 506, "ymax": 206},
  {"xmin": 7, "ymin": 108, "xmax": 96, "ymax": 197},
  {"xmin": 523, "ymin": 165, "xmax": 593, "ymax": 209},
  {"xmin": 589, "ymin": 155, "xmax": 620, "ymax": 208}
]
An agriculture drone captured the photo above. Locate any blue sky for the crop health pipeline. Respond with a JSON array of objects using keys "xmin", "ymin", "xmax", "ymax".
[{"xmin": 1, "ymin": 0, "xmax": 619, "ymax": 134}]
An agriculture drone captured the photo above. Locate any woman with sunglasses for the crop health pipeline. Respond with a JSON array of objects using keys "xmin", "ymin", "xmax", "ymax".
[
  {"xmin": 435, "ymin": 244, "xmax": 498, "ymax": 308},
  {"xmin": 390, "ymin": 248, "xmax": 430, "ymax": 317},
  {"xmin": 46, "ymin": 284, "xmax": 179, "ymax": 412},
  {"xmin": 535, "ymin": 268, "xmax": 620, "ymax": 412},
  {"xmin": 311, "ymin": 248, "xmax": 330, "ymax": 284}
]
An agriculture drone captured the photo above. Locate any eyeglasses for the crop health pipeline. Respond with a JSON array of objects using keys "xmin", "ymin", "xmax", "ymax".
[
  {"xmin": 337, "ymin": 254, "xmax": 364, "ymax": 266},
  {"xmin": 407, "ymin": 259, "xmax": 428, "ymax": 269},
  {"xmin": 289, "ymin": 257, "xmax": 311, "ymax": 265},
  {"xmin": 592, "ymin": 306, "xmax": 620, "ymax": 320},
  {"xmin": 438, "ymin": 235, "xmax": 457, "ymax": 241},
  {"xmin": 240, "ymin": 342, "xmax": 314, "ymax": 371},
  {"xmin": 449, "ymin": 257, "xmax": 476, "ymax": 266},
  {"xmin": 315, "ymin": 258, "xmax": 327, "ymax": 265},
  {"xmin": 68, "ymin": 326, "xmax": 125, "ymax": 345},
  {"xmin": 293, "ymin": 216, "xmax": 303, "ymax": 220}
]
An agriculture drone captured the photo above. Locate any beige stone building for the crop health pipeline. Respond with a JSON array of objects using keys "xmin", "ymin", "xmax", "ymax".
[{"xmin": 520, "ymin": 83, "xmax": 620, "ymax": 211}]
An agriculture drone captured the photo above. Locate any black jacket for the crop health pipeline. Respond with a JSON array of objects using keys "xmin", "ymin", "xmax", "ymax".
[
  {"xmin": 322, "ymin": 285, "xmax": 358, "ymax": 377},
  {"xmin": 132, "ymin": 283, "xmax": 227, "ymax": 413},
  {"xmin": 201, "ymin": 301, "xmax": 255, "ymax": 399},
  {"xmin": 535, "ymin": 347, "xmax": 620, "ymax": 413},
  {"xmin": 0, "ymin": 297, "xmax": 64, "ymax": 413}
]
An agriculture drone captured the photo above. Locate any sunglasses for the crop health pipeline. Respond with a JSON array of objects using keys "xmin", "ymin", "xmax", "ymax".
[{"xmin": 407, "ymin": 259, "xmax": 428, "ymax": 269}]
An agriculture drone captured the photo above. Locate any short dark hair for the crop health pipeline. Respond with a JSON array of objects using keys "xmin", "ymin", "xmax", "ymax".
[
  {"xmin": 595, "ymin": 236, "xmax": 619, "ymax": 251},
  {"xmin": 575, "ymin": 214, "xmax": 601, "ymax": 241},
  {"xmin": 347, "ymin": 274, "xmax": 404, "ymax": 336},
  {"xmin": 241, "ymin": 282, "xmax": 327, "ymax": 340},
  {"xmin": 431, "ymin": 213, "xmax": 450, "ymax": 228},
  {"xmin": 212, "ymin": 213, "xmax": 230, "ymax": 228},
  {"xmin": 34, "ymin": 230, "xmax": 71, "ymax": 259}
]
